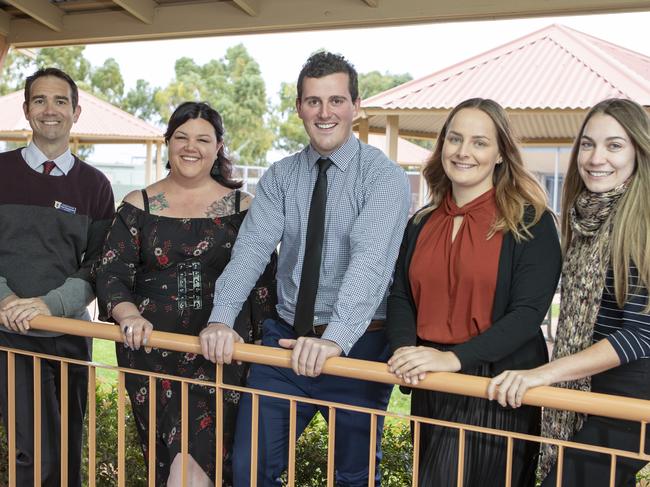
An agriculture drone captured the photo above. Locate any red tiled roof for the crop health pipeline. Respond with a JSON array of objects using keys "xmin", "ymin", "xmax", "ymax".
[
  {"xmin": 0, "ymin": 88, "xmax": 162, "ymax": 140},
  {"xmin": 363, "ymin": 24, "xmax": 650, "ymax": 111}
]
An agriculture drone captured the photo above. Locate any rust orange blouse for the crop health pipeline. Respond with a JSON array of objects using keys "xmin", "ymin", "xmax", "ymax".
[{"xmin": 409, "ymin": 188, "xmax": 503, "ymax": 344}]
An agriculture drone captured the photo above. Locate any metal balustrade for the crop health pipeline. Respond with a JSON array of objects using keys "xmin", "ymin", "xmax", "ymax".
[{"xmin": 1, "ymin": 315, "xmax": 649, "ymax": 486}]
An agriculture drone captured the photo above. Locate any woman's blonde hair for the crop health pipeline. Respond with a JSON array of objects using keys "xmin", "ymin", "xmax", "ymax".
[
  {"xmin": 417, "ymin": 98, "xmax": 549, "ymax": 241},
  {"xmin": 561, "ymin": 98, "xmax": 650, "ymax": 311}
]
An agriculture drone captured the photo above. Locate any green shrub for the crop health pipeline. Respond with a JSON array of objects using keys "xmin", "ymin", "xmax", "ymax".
[
  {"xmin": 0, "ymin": 383, "xmax": 147, "ymax": 487},
  {"xmin": 280, "ymin": 414, "xmax": 412, "ymax": 486}
]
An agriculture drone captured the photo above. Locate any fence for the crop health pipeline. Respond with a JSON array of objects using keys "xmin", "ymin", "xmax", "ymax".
[{"xmin": 1, "ymin": 315, "xmax": 649, "ymax": 486}]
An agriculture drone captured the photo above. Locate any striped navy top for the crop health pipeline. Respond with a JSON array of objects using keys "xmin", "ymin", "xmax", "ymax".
[{"xmin": 594, "ymin": 267, "xmax": 650, "ymax": 363}]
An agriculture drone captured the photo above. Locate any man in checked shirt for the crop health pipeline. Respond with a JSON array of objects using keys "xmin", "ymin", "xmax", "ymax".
[{"xmin": 202, "ymin": 51, "xmax": 410, "ymax": 486}]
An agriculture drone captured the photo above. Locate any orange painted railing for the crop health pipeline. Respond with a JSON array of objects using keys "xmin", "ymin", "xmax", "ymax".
[{"xmin": 1, "ymin": 315, "xmax": 649, "ymax": 486}]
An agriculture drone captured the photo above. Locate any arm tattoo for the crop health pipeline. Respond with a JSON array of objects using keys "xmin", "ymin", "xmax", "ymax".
[
  {"xmin": 205, "ymin": 192, "xmax": 238, "ymax": 218},
  {"xmin": 148, "ymin": 192, "xmax": 169, "ymax": 212}
]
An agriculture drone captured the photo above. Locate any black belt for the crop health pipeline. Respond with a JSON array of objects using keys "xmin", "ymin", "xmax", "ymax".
[{"xmin": 280, "ymin": 318, "xmax": 385, "ymax": 337}]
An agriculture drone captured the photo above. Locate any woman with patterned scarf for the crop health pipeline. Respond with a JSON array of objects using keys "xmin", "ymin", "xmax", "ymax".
[
  {"xmin": 488, "ymin": 98, "xmax": 650, "ymax": 487},
  {"xmin": 385, "ymin": 98, "xmax": 562, "ymax": 486}
]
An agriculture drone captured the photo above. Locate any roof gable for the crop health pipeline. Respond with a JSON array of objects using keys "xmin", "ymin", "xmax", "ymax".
[{"xmin": 363, "ymin": 24, "xmax": 650, "ymax": 110}]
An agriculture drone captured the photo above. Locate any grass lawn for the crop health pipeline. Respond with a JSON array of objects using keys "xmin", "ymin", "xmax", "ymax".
[{"xmin": 91, "ymin": 338, "xmax": 118, "ymax": 384}]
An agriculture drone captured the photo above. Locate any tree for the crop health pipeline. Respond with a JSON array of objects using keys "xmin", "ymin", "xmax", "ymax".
[
  {"xmin": 0, "ymin": 49, "xmax": 32, "ymax": 96},
  {"xmin": 91, "ymin": 58, "xmax": 125, "ymax": 105},
  {"xmin": 153, "ymin": 44, "xmax": 273, "ymax": 166},
  {"xmin": 122, "ymin": 79, "xmax": 160, "ymax": 121},
  {"xmin": 358, "ymin": 70, "xmax": 412, "ymax": 99},
  {"xmin": 270, "ymin": 82, "xmax": 308, "ymax": 153}
]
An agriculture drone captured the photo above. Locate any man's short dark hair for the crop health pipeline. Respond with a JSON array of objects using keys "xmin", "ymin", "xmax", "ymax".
[
  {"xmin": 24, "ymin": 67, "xmax": 79, "ymax": 110},
  {"xmin": 297, "ymin": 51, "xmax": 359, "ymax": 102}
]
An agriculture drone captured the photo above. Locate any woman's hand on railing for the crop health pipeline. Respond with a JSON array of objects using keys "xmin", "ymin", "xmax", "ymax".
[
  {"xmin": 118, "ymin": 315, "xmax": 153, "ymax": 351},
  {"xmin": 200, "ymin": 323, "xmax": 243, "ymax": 365},
  {"xmin": 387, "ymin": 346, "xmax": 462, "ymax": 386},
  {"xmin": 487, "ymin": 368, "xmax": 552, "ymax": 408}
]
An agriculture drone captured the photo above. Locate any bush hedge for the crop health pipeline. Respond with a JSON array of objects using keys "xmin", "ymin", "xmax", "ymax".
[
  {"xmin": 0, "ymin": 384, "xmax": 412, "ymax": 486},
  {"xmin": 2, "ymin": 386, "xmax": 647, "ymax": 486}
]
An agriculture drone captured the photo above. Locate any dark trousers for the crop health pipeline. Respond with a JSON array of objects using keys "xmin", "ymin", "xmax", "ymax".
[
  {"xmin": 0, "ymin": 331, "xmax": 91, "ymax": 487},
  {"xmin": 542, "ymin": 358, "xmax": 650, "ymax": 487},
  {"xmin": 232, "ymin": 318, "xmax": 393, "ymax": 487}
]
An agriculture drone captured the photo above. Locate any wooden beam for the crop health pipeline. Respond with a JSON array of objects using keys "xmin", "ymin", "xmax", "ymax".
[
  {"xmin": 8, "ymin": 0, "xmax": 650, "ymax": 47},
  {"xmin": 5, "ymin": 0, "xmax": 64, "ymax": 32},
  {"xmin": 112, "ymin": 0, "xmax": 156, "ymax": 25},
  {"xmin": 232, "ymin": 0, "xmax": 260, "ymax": 17},
  {"xmin": 386, "ymin": 115, "xmax": 399, "ymax": 162},
  {"xmin": 362, "ymin": 0, "xmax": 379, "ymax": 7},
  {"xmin": 0, "ymin": 9, "xmax": 10, "ymax": 36}
]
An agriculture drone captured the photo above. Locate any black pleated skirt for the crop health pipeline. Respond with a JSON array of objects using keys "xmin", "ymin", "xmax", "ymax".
[{"xmin": 411, "ymin": 360, "xmax": 540, "ymax": 487}]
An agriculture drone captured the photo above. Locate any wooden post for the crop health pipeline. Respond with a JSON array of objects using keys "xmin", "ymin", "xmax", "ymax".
[
  {"xmin": 386, "ymin": 115, "xmax": 399, "ymax": 162},
  {"xmin": 155, "ymin": 141, "xmax": 163, "ymax": 182},
  {"xmin": 358, "ymin": 118, "xmax": 369, "ymax": 143},
  {"xmin": 71, "ymin": 138, "xmax": 79, "ymax": 155},
  {"xmin": 145, "ymin": 140, "xmax": 153, "ymax": 185},
  {"xmin": 0, "ymin": 36, "xmax": 9, "ymax": 74},
  {"xmin": 144, "ymin": 142, "xmax": 152, "ymax": 185}
]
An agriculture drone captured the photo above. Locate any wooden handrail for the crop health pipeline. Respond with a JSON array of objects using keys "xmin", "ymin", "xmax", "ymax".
[{"xmin": 29, "ymin": 315, "xmax": 650, "ymax": 423}]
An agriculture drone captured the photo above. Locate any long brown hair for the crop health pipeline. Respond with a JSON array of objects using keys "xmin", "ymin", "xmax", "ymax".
[
  {"xmin": 417, "ymin": 98, "xmax": 549, "ymax": 241},
  {"xmin": 561, "ymin": 98, "xmax": 650, "ymax": 311}
]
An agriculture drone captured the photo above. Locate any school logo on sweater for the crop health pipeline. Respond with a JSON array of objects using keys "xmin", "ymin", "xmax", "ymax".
[{"xmin": 54, "ymin": 200, "xmax": 77, "ymax": 214}]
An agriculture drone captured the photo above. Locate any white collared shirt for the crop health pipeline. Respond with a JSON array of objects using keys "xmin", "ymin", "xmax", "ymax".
[{"xmin": 21, "ymin": 142, "xmax": 75, "ymax": 176}]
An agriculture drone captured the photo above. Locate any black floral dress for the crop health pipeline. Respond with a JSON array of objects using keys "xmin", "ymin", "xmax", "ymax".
[{"xmin": 96, "ymin": 190, "xmax": 277, "ymax": 486}]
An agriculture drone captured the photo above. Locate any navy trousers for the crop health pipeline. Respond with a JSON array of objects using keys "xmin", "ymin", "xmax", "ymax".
[{"xmin": 232, "ymin": 318, "xmax": 393, "ymax": 487}]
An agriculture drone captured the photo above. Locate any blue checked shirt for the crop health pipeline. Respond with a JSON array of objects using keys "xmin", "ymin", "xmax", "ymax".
[{"xmin": 208, "ymin": 134, "xmax": 411, "ymax": 355}]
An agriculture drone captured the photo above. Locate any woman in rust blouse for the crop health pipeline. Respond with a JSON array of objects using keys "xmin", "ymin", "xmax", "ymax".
[{"xmin": 386, "ymin": 98, "xmax": 561, "ymax": 487}]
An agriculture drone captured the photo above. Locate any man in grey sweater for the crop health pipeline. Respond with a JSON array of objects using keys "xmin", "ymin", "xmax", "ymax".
[{"xmin": 0, "ymin": 67, "xmax": 114, "ymax": 487}]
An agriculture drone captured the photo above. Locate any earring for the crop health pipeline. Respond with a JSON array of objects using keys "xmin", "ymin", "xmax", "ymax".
[{"xmin": 210, "ymin": 161, "xmax": 221, "ymax": 177}]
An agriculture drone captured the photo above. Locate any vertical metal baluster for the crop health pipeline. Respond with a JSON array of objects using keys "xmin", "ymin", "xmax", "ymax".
[
  {"xmin": 250, "ymin": 393, "xmax": 259, "ymax": 487},
  {"xmin": 88, "ymin": 366, "xmax": 97, "ymax": 487},
  {"xmin": 60, "ymin": 361, "xmax": 69, "ymax": 486},
  {"xmin": 412, "ymin": 420, "xmax": 420, "ymax": 487},
  {"xmin": 287, "ymin": 399, "xmax": 297, "ymax": 485},
  {"xmin": 117, "ymin": 371, "xmax": 126, "ymax": 487},
  {"xmin": 367, "ymin": 413, "xmax": 377, "ymax": 487},
  {"xmin": 33, "ymin": 356, "xmax": 41, "ymax": 487},
  {"xmin": 327, "ymin": 407, "xmax": 336, "ymax": 487},
  {"xmin": 456, "ymin": 429, "xmax": 465, "ymax": 487},
  {"xmin": 148, "ymin": 376, "xmax": 156, "ymax": 487},
  {"xmin": 215, "ymin": 364, "xmax": 224, "ymax": 485},
  {"xmin": 609, "ymin": 455, "xmax": 616, "ymax": 487},
  {"xmin": 181, "ymin": 381, "xmax": 189, "ymax": 486},
  {"xmin": 7, "ymin": 351, "xmax": 15, "ymax": 487},
  {"xmin": 555, "ymin": 445, "xmax": 564, "ymax": 487},
  {"xmin": 504, "ymin": 436, "xmax": 514, "ymax": 487}
]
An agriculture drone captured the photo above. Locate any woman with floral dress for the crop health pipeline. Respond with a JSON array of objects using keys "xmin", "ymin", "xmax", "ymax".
[{"xmin": 96, "ymin": 101, "xmax": 276, "ymax": 486}]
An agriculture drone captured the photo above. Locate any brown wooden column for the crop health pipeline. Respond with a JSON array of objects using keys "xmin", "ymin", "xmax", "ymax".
[
  {"xmin": 358, "ymin": 118, "xmax": 369, "ymax": 143},
  {"xmin": 155, "ymin": 141, "xmax": 163, "ymax": 182},
  {"xmin": 0, "ymin": 36, "xmax": 10, "ymax": 74},
  {"xmin": 386, "ymin": 115, "xmax": 399, "ymax": 162}
]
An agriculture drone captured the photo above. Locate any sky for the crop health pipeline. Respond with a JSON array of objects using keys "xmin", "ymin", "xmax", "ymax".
[
  {"xmin": 76, "ymin": 10, "xmax": 650, "ymax": 164},
  {"xmin": 83, "ymin": 11, "xmax": 650, "ymax": 98}
]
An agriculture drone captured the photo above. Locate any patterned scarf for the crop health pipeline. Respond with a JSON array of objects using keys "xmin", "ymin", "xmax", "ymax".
[{"xmin": 537, "ymin": 181, "xmax": 629, "ymax": 480}]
